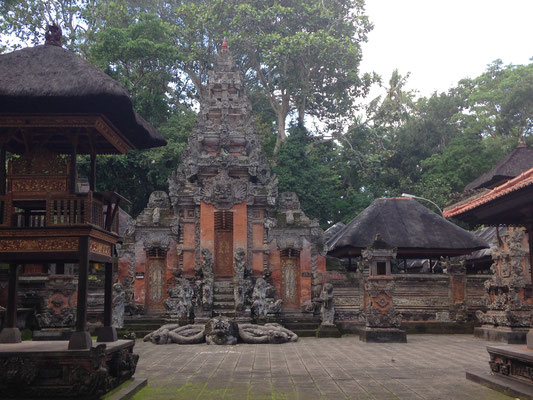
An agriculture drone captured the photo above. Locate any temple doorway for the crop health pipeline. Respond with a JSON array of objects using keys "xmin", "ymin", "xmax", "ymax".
[
  {"xmin": 214, "ymin": 211, "xmax": 234, "ymax": 277},
  {"xmin": 145, "ymin": 247, "xmax": 167, "ymax": 313},
  {"xmin": 281, "ymin": 249, "xmax": 300, "ymax": 308}
]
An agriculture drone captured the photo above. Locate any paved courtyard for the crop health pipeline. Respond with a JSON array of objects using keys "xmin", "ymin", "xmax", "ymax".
[{"xmin": 132, "ymin": 334, "xmax": 511, "ymax": 400}]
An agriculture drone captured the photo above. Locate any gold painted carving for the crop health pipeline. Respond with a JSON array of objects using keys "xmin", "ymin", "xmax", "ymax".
[
  {"xmin": 11, "ymin": 178, "xmax": 67, "ymax": 192},
  {"xmin": 90, "ymin": 239, "xmax": 112, "ymax": 256},
  {"xmin": 0, "ymin": 237, "xmax": 78, "ymax": 252}
]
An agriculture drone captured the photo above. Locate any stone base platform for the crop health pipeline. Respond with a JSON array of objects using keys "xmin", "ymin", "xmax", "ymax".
[
  {"xmin": 316, "ymin": 323, "xmax": 341, "ymax": 338},
  {"xmin": 33, "ymin": 328, "xmax": 73, "ymax": 341},
  {"xmin": 466, "ymin": 370, "xmax": 533, "ymax": 399},
  {"xmin": 358, "ymin": 327, "xmax": 407, "ymax": 343},
  {"xmin": 466, "ymin": 344, "xmax": 533, "ymax": 399},
  {"xmin": 475, "ymin": 326, "xmax": 528, "ymax": 344},
  {"xmin": 0, "ymin": 339, "xmax": 139, "ymax": 399}
]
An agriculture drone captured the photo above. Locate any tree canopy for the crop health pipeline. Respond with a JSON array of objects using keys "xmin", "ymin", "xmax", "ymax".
[{"xmin": 1, "ymin": 2, "xmax": 532, "ymax": 227}]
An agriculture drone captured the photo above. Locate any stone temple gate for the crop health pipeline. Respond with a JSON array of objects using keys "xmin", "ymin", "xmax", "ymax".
[{"xmin": 118, "ymin": 42, "xmax": 326, "ymax": 322}]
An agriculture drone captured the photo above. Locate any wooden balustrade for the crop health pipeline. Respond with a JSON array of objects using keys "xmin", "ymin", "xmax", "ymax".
[{"xmin": 0, "ymin": 192, "xmax": 120, "ymax": 233}]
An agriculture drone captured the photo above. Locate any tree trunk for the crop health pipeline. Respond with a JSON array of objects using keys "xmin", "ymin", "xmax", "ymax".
[{"xmin": 273, "ymin": 96, "xmax": 290, "ymax": 155}]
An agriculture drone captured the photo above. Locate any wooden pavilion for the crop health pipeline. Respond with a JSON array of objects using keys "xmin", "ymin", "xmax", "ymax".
[
  {"xmin": 444, "ymin": 166, "xmax": 533, "ymax": 395},
  {"xmin": 0, "ymin": 26, "xmax": 166, "ymax": 398}
]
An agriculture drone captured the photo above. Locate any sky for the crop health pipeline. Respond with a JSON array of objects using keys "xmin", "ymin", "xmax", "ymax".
[{"xmin": 359, "ymin": 0, "xmax": 533, "ymax": 99}]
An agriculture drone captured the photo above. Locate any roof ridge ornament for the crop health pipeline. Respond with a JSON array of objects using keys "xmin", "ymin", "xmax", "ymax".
[
  {"xmin": 518, "ymin": 136, "xmax": 527, "ymax": 148},
  {"xmin": 221, "ymin": 39, "xmax": 228, "ymax": 51},
  {"xmin": 45, "ymin": 23, "xmax": 62, "ymax": 47}
]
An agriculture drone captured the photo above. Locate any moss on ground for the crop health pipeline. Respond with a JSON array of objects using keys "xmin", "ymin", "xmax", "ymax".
[{"xmin": 131, "ymin": 381, "xmax": 306, "ymax": 400}]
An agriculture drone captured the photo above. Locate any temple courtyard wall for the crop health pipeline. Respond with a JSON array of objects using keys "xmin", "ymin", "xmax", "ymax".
[{"xmin": 328, "ymin": 271, "xmax": 489, "ymax": 333}]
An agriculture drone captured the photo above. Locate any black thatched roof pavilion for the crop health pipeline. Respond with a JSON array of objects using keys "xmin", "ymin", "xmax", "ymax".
[
  {"xmin": 327, "ymin": 197, "xmax": 488, "ymax": 259},
  {"xmin": 0, "ymin": 41, "xmax": 166, "ymax": 154}
]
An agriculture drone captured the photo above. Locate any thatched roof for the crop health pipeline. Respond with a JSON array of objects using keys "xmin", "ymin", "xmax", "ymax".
[
  {"xmin": 327, "ymin": 197, "xmax": 488, "ymax": 258},
  {"xmin": 464, "ymin": 141, "xmax": 533, "ymax": 191},
  {"xmin": 324, "ymin": 222, "xmax": 346, "ymax": 243},
  {"xmin": 0, "ymin": 44, "xmax": 166, "ymax": 152}
]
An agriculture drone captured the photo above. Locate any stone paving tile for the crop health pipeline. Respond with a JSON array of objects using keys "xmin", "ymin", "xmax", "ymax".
[{"xmin": 131, "ymin": 334, "xmax": 513, "ymax": 399}]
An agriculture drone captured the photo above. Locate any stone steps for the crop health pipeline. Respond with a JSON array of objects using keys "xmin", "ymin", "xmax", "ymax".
[{"xmin": 213, "ymin": 279, "xmax": 236, "ymax": 317}]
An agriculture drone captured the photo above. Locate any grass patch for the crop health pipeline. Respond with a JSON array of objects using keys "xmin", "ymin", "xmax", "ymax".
[{"xmin": 101, "ymin": 379, "xmax": 133, "ymax": 399}]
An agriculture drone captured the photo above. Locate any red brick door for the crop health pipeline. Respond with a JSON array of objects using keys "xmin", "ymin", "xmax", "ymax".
[
  {"xmin": 281, "ymin": 249, "xmax": 300, "ymax": 309},
  {"xmin": 214, "ymin": 211, "xmax": 233, "ymax": 277}
]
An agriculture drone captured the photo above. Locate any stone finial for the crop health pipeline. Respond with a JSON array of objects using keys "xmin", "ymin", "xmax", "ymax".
[
  {"xmin": 45, "ymin": 23, "xmax": 62, "ymax": 47},
  {"xmin": 221, "ymin": 39, "xmax": 228, "ymax": 51}
]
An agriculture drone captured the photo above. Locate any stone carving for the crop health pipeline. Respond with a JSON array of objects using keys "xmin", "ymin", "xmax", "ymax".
[
  {"xmin": 0, "ymin": 342, "xmax": 139, "ymax": 399},
  {"xmin": 476, "ymin": 228, "xmax": 532, "ymax": 327},
  {"xmin": 201, "ymin": 169, "xmax": 248, "ymax": 210},
  {"xmin": 35, "ymin": 276, "xmax": 77, "ymax": 328},
  {"xmin": 251, "ymin": 278, "xmax": 283, "ymax": 319},
  {"xmin": 319, "ymin": 283, "xmax": 335, "ymax": 326},
  {"xmin": 363, "ymin": 279, "xmax": 402, "ymax": 328},
  {"xmin": 238, "ymin": 323, "xmax": 298, "ymax": 344},
  {"xmin": 143, "ymin": 318, "xmax": 298, "ymax": 345},
  {"xmin": 205, "ymin": 317, "xmax": 239, "ymax": 345},
  {"xmin": 112, "ymin": 283, "xmax": 126, "ymax": 328},
  {"xmin": 233, "ymin": 248, "xmax": 253, "ymax": 312},
  {"xmin": 164, "ymin": 270, "xmax": 194, "ymax": 320},
  {"xmin": 194, "ymin": 248, "xmax": 214, "ymax": 314},
  {"xmin": 143, "ymin": 324, "xmax": 205, "ymax": 344}
]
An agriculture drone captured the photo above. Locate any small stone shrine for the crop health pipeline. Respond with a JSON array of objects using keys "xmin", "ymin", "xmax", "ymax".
[
  {"xmin": 119, "ymin": 41, "xmax": 326, "ymax": 323},
  {"xmin": 474, "ymin": 227, "xmax": 532, "ymax": 343},
  {"xmin": 359, "ymin": 235, "xmax": 406, "ymax": 343}
]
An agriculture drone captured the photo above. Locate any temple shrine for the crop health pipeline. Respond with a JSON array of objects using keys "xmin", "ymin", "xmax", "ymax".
[
  {"xmin": 119, "ymin": 42, "xmax": 326, "ymax": 323},
  {"xmin": 0, "ymin": 25, "xmax": 165, "ymax": 398}
]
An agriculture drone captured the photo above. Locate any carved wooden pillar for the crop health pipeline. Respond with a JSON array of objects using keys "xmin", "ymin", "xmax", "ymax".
[
  {"xmin": 89, "ymin": 152, "xmax": 96, "ymax": 192},
  {"xmin": 0, "ymin": 263, "xmax": 21, "ymax": 343},
  {"xmin": 69, "ymin": 139, "xmax": 78, "ymax": 194},
  {"xmin": 97, "ymin": 260, "xmax": 117, "ymax": 342},
  {"xmin": 0, "ymin": 147, "xmax": 6, "ymax": 196},
  {"xmin": 68, "ymin": 236, "xmax": 92, "ymax": 349}
]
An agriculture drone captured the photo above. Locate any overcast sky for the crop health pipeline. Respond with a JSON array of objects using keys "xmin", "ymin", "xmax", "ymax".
[{"xmin": 359, "ymin": 0, "xmax": 533, "ymax": 99}]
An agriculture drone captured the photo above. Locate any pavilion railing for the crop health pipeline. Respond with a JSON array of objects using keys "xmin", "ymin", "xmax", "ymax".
[{"xmin": 0, "ymin": 192, "xmax": 118, "ymax": 233}]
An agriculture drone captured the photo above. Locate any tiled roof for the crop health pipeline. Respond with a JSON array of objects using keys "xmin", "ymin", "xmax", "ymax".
[{"xmin": 444, "ymin": 166, "xmax": 533, "ymax": 218}]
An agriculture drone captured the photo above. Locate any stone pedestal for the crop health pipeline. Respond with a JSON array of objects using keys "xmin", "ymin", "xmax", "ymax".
[
  {"xmin": 316, "ymin": 323, "xmax": 341, "ymax": 338},
  {"xmin": 359, "ymin": 327, "xmax": 406, "ymax": 343},
  {"xmin": 474, "ymin": 326, "xmax": 529, "ymax": 344},
  {"xmin": 97, "ymin": 326, "xmax": 118, "ymax": 342},
  {"xmin": 360, "ymin": 237, "xmax": 406, "ymax": 343},
  {"xmin": 0, "ymin": 327, "xmax": 21, "ymax": 344}
]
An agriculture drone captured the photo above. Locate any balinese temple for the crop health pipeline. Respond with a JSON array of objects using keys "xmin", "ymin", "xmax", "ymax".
[
  {"xmin": 0, "ymin": 26, "xmax": 165, "ymax": 398},
  {"xmin": 119, "ymin": 41, "xmax": 326, "ymax": 322}
]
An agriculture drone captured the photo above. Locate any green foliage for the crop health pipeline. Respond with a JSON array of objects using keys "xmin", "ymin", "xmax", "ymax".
[{"xmin": 80, "ymin": 109, "xmax": 195, "ymax": 216}]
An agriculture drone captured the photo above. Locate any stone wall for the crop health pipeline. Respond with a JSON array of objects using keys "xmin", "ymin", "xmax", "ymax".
[{"xmin": 330, "ymin": 271, "xmax": 490, "ymax": 326}]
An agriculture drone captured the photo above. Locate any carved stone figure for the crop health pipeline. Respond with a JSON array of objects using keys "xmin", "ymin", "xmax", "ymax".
[
  {"xmin": 205, "ymin": 317, "xmax": 239, "ymax": 345},
  {"xmin": 251, "ymin": 278, "xmax": 282, "ymax": 319},
  {"xmin": 199, "ymin": 248, "xmax": 214, "ymax": 311},
  {"xmin": 233, "ymin": 248, "xmax": 250, "ymax": 311},
  {"xmin": 143, "ymin": 324, "xmax": 205, "ymax": 345},
  {"xmin": 238, "ymin": 323, "xmax": 298, "ymax": 344},
  {"xmin": 111, "ymin": 283, "xmax": 126, "ymax": 328},
  {"xmin": 164, "ymin": 270, "xmax": 194, "ymax": 320},
  {"xmin": 319, "ymin": 283, "xmax": 335, "ymax": 326},
  {"xmin": 143, "ymin": 318, "xmax": 298, "ymax": 345}
]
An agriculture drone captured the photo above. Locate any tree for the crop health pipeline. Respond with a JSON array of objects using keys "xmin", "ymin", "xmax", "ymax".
[
  {"xmin": 230, "ymin": 0, "xmax": 374, "ymax": 153},
  {"xmin": 0, "ymin": 0, "xmax": 101, "ymax": 53}
]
